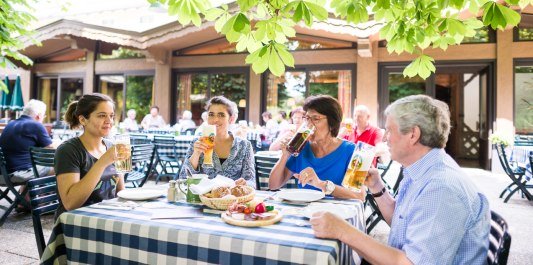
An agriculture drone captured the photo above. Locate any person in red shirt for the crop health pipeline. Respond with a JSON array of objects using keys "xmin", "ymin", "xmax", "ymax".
[{"xmin": 338, "ymin": 105, "xmax": 383, "ymax": 146}]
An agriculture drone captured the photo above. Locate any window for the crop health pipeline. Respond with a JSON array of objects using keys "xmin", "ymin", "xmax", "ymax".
[
  {"xmin": 514, "ymin": 14, "xmax": 533, "ymax": 41},
  {"xmin": 176, "ymin": 69, "xmax": 248, "ymax": 124},
  {"xmin": 264, "ymin": 66, "xmax": 354, "ymax": 118},
  {"xmin": 461, "ymin": 26, "xmax": 495, "ymax": 43},
  {"xmin": 177, "ymin": 35, "xmax": 354, "ymax": 55},
  {"xmin": 34, "ymin": 77, "xmax": 83, "ymax": 123},
  {"xmin": 99, "ymin": 75, "xmax": 154, "ymax": 124},
  {"xmin": 98, "ymin": 47, "xmax": 146, "ymax": 60},
  {"xmin": 514, "ymin": 63, "xmax": 533, "ymax": 134}
]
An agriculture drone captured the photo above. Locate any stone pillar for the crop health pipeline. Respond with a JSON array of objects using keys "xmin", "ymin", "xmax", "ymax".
[
  {"xmin": 84, "ymin": 50, "xmax": 95, "ymax": 93},
  {"xmin": 152, "ymin": 49, "xmax": 172, "ymax": 124},
  {"xmin": 248, "ymin": 69, "xmax": 261, "ymax": 124},
  {"xmin": 356, "ymin": 41, "xmax": 379, "ymax": 125},
  {"xmin": 495, "ymin": 29, "xmax": 514, "ymax": 135}
]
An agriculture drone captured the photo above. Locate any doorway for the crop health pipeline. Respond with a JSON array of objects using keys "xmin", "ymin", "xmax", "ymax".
[
  {"xmin": 379, "ymin": 62, "xmax": 494, "ymax": 169},
  {"xmin": 34, "ymin": 76, "xmax": 84, "ymax": 124}
]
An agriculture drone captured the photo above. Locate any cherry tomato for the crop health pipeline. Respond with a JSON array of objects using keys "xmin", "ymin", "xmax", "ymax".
[
  {"xmin": 255, "ymin": 203, "xmax": 266, "ymax": 214},
  {"xmin": 243, "ymin": 208, "xmax": 251, "ymax": 214}
]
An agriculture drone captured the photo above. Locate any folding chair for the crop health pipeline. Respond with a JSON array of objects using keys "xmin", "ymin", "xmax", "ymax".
[
  {"xmin": 495, "ymin": 144, "xmax": 532, "ymax": 202},
  {"xmin": 125, "ymin": 144, "xmax": 156, "ymax": 187},
  {"xmin": 366, "ymin": 166, "xmax": 404, "ymax": 233},
  {"xmin": 254, "ymin": 155, "xmax": 297, "ymax": 191},
  {"xmin": 153, "ymin": 135, "xmax": 182, "ymax": 183},
  {"xmin": 27, "ymin": 175, "xmax": 58, "ymax": 257},
  {"xmin": 130, "ymin": 134, "xmax": 151, "ymax": 145},
  {"xmin": 487, "ymin": 211, "xmax": 511, "ymax": 265},
  {"xmin": 0, "ymin": 147, "xmax": 31, "ymax": 225}
]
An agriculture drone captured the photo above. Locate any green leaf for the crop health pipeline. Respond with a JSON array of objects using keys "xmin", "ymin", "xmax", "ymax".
[
  {"xmin": 233, "ymin": 13, "xmax": 250, "ymax": 32},
  {"xmin": 403, "ymin": 54, "xmax": 435, "ymax": 79},
  {"xmin": 268, "ymin": 47, "xmax": 285, "ymax": 76},
  {"xmin": 204, "ymin": 8, "xmax": 224, "ymax": 21},
  {"xmin": 237, "ymin": 0, "xmax": 258, "ymax": 12},
  {"xmin": 305, "ymin": 2, "xmax": 328, "ymax": 21},
  {"xmin": 274, "ymin": 43, "xmax": 294, "ymax": 67}
]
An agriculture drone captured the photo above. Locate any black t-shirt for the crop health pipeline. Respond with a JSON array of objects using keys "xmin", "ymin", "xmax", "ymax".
[{"xmin": 54, "ymin": 137, "xmax": 119, "ymax": 218}]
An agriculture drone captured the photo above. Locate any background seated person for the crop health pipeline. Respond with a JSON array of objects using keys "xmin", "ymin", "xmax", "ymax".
[
  {"xmin": 121, "ymin": 109, "xmax": 139, "ymax": 131},
  {"xmin": 140, "ymin": 106, "xmax": 166, "ymax": 129},
  {"xmin": 338, "ymin": 105, "xmax": 383, "ymax": 146},
  {"xmin": 54, "ymin": 93, "xmax": 125, "ymax": 220},
  {"xmin": 269, "ymin": 95, "xmax": 365, "ymax": 200},
  {"xmin": 270, "ymin": 107, "xmax": 305, "ymax": 151},
  {"xmin": 0, "ymin": 99, "xmax": 57, "ymax": 211},
  {"xmin": 310, "ymin": 95, "xmax": 490, "ymax": 264},
  {"xmin": 179, "ymin": 96, "xmax": 256, "ymax": 187},
  {"xmin": 177, "ymin": 110, "xmax": 197, "ymax": 133}
]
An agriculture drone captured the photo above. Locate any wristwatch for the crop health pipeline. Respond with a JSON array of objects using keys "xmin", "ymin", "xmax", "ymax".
[{"xmin": 324, "ymin": 180, "xmax": 336, "ymax": 195}]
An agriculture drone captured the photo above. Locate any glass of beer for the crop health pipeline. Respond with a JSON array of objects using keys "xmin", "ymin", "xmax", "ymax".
[
  {"xmin": 344, "ymin": 118, "xmax": 354, "ymax": 131},
  {"xmin": 342, "ymin": 141, "xmax": 375, "ymax": 192},
  {"xmin": 286, "ymin": 121, "xmax": 315, "ymax": 156},
  {"xmin": 114, "ymin": 134, "xmax": 132, "ymax": 173},
  {"xmin": 201, "ymin": 125, "xmax": 216, "ymax": 167}
]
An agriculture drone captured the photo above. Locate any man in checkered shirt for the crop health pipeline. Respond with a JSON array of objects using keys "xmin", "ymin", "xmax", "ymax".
[{"xmin": 311, "ymin": 95, "xmax": 490, "ymax": 265}]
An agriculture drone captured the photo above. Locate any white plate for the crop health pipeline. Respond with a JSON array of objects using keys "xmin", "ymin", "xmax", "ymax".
[
  {"xmin": 303, "ymin": 203, "xmax": 356, "ymax": 220},
  {"xmin": 117, "ymin": 188, "xmax": 164, "ymax": 201},
  {"xmin": 277, "ymin": 189, "xmax": 325, "ymax": 203}
]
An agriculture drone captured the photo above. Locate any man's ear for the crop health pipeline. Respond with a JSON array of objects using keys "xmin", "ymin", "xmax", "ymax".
[{"xmin": 410, "ymin": 126, "xmax": 421, "ymax": 145}]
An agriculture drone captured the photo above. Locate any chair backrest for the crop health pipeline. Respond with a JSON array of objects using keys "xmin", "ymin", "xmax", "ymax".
[
  {"xmin": 182, "ymin": 128, "xmax": 196, "ymax": 135},
  {"xmin": 126, "ymin": 144, "xmax": 156, "ymax": 187},
  {"xmin": 130, "ymin": 134, "xmax": 151, "ymax": 145},
  {"xmin": 27, "ymin": 175, "xmax": 59, "ymax": 257},
  {"xmin": 487, "ymin": 210, "xmax": 511, "ymax": 265},
  {"xmin": 255, "ymin": 155, "xmax": 298, "ymax": 190},
  {"xmin": 0, "ymin": 147, "xmax": 10, "ymax": 185},
  {"xmin": 495, "ymin": 144, "xmax": 516, "ymax": 177},
  {"xmin": 29, "ymin": 147, "xmax": 55, "ymax": 176},
  {"xmin": 153, "ymin": 135, "xmax": 178, "ymax": 157}
]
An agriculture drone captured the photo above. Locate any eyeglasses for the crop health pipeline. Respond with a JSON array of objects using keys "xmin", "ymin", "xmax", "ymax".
[{"xmin": 303, "ymin": 115, "xmax": 326, "ymax": 123}]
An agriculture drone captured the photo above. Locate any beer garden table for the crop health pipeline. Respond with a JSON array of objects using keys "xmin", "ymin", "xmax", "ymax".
[{"xmin": 41, "ymin": 190, "xmax": 364, "ymax": 265}]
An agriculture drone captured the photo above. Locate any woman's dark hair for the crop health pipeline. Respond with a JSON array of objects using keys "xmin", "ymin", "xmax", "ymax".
[
  {"xmin": 278, "ymin": 111, "xmax": 287, "ymax": 119},
  {"xmin": 64, "ymin": 93, "xmax": 114, "ymax": 129},
  {"xmin": 205, "ymin": 96, "xmax": 238, "ymax": 117},
  {"xmin": 303, "ymin": 95, "xmax": 343, "ymax": 137}
]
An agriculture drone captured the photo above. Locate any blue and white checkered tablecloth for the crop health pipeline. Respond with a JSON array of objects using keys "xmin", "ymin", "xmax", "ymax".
[{"xmin": 41, "ymin": 191, "xmax": 364, "ymax": 265}]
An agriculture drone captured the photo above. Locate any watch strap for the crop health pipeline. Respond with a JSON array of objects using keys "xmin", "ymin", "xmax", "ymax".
[
  {"xmin": 325, "ymin": 180, "xmax": 335, "ymax": 195},
  {"xmin": 371, "ymin": 186, "xmax": 388, "ymax": 198}
]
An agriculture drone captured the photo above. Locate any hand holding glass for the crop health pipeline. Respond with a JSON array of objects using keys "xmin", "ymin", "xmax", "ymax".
[
  {"xmin": 342, "ymin": 141, "xmax": 375, "ymax": 192},
  {"xmin": 114, "ymin": 135, "xmax": 132, "ymax": 173},
  {"xmin": 286, "ymin": 120, "xmax": 315, "ymax": 156},
  {"xmin": 201, "ymin": 125, "xmax": 216, "ymax": 167}
]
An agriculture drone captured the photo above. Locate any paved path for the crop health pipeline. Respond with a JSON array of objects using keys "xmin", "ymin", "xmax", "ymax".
[{"xmin": 1, "ymin": 167, "xmax": 532, "ymax": 264}]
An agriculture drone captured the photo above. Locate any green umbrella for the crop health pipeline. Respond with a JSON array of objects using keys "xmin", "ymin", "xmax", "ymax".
[
  {"xmin": 9, "ymin": 76, "xmax": 23, "ymax": 111},
  {"xmin": 1, "ymin": 76, "xmax": 12, "ymax": 110}
]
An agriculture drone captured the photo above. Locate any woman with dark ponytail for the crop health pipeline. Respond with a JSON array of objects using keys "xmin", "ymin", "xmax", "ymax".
[{"xmin": 54, "ymin": 93, "xmax": 125, "ymax": 219}]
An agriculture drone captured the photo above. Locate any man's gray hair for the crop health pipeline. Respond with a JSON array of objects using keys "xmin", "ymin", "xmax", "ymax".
[
  {"xmin": 22, "ymin": 99, "xmax": 47, "ymax": 118},
  {"xmin": 354, "ymin": 105, "xmax": 371, "ymax": 115},
  {"xmin": 384, "ymin": 95, "xmax": 450, "ymax": 148}
]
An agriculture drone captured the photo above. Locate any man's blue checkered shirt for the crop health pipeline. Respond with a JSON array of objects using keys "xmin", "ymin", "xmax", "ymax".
[{"xmin": 389, "ymin": 148, "xmax": 490, "ymax": 265}]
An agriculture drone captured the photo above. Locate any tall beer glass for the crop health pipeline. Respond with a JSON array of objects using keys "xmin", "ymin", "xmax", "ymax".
[
  {"xmin": 114, "ymin": 134, "xmax": 132, "ymax": 173},
  {"xmin": 201, "ymin": 125, "xmax": 216, "ymax": 167},
  {"xmin": 341, "ymin": 141, "xmax": 375, "ymax": 192},
  {"xmin": 286, "ymin": 121, "xmax": 315, "ymax": 156}
]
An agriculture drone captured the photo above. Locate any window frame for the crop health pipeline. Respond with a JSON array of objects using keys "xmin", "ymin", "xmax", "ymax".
[{"xmin": 513, "ymin": 58, "xmax": 533, "ymax": 135}]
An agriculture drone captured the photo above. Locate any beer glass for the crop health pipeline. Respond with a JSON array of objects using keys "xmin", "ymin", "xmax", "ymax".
[
  {"xmin": 341, "ymin": 141, "xmax": 375, "ymax": 192},
  {"xmin": 114, "ymin": 134, "xmax": 132, "ymax": 173},
  {"xmin": 286, "ymin": 120, "xmax": 315, "ymax": 156},
  {"xmin": 201, "ymin": 125, "xmax": 216, "ymax": 167},
  {"xmin": 344, "ymin": 118, "xmax": 354, "ymax": 131}
]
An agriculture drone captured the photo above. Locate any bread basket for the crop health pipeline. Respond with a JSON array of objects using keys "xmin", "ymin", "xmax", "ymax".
[{"xmin": 200, "ymin": 186, "xmax": 255, "ymax": 210}]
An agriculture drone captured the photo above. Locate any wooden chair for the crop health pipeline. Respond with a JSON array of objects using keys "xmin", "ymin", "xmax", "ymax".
[
  {"xmin": 0, "ymin": 147, "xmax": 31, "ymax": 225},
  {"xmin": 254, "ymin": 155, "xmax": 298, "ymax": 190},
  {"xmin": 125, "ymin": 144, "xmax": 156, "ymax": 187},
  {"xmin": 27, "ymin": 176, "xmax": 58, "ymax": 257},
  {"xmin": 494, "ymin": 144, "xmax": 532, "ymax": 202},
  {"xmin": 153, "ymin": 135, "xmax": 181, "ymax": 183},
  {"xmin": 487, "ymin": 211, "xmax": 511, "ymax": 265}
]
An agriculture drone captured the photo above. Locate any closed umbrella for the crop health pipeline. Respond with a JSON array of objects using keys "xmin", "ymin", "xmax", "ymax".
[
  {"xmin": 9, "ymin": 76, "xmax": 24, "ymax": 118},
  {"xmin": 1, "ymin": 76, "xmax": 12, "ymax": 119}
]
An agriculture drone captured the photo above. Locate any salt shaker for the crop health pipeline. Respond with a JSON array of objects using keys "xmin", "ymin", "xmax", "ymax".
[{"xmin": 168, "ymin": 180, "xmax": 177, "ymax": 202}]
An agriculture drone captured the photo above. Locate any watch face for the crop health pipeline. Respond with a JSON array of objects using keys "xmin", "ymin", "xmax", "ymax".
[{"xmin": 326, "ymin": 181, "xmax": 335, "ymax": 194}]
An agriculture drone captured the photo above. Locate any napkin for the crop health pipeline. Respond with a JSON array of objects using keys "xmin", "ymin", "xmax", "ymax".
[
  {"xmin": 150, "ymin": 207, "xmax": 204, "ymax": 220},
  {"xmin": 90, "ymin": 200, "xmax": 139, "ymax": 210},
  {"xmin": 189, "ymin": 175, "xmax": 235, "ymax": 195}
]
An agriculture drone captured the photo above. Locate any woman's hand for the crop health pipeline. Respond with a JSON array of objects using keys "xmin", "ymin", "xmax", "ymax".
[
  {"xmin": 310, "ymin": 211, "xmax": 351, "ymax": 239},
  {"xmin": 294, "ymin": 167, "xmax": 322, "ymax": 188},
  {"xmin": 192, "ymin": 139, "xmax": 210, "ymax": 156},
  {"xmin": 100, "ymin": 146, "xmax": 119, "ymax": 166},
  {"xmin": 278, "ymin": 131, "xmax": 295, "ymax": 157}
]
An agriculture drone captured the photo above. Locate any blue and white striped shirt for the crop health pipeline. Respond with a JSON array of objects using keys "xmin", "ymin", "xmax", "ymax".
[{"xmin": 389, "ymin": 148, "xmax": 490, "ymax": 265}]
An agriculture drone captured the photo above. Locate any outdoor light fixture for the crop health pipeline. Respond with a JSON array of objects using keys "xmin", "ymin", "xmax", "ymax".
[{"xmin": 238, "ymin": 99, "xmax": 246, "ymax": 108}]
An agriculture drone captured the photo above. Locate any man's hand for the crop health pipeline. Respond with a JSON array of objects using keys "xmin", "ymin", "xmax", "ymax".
[
  {"xmin": 310, "ymin": 211, "xmax": 351, "ymax": 239},
  {"xmin": 364, "ymin": 167, "xmax": 383, "ymax": 193}
]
